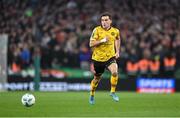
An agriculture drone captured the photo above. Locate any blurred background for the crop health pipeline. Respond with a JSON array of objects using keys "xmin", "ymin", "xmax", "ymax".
[{"xmin": 0, "ymin": 0, "xmax": 180, "ymax": 92}]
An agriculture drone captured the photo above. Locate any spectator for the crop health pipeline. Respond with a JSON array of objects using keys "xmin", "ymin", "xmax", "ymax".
[{"xmin": 0, "ymin": 0, "xmax": 179, "ymax": 78}]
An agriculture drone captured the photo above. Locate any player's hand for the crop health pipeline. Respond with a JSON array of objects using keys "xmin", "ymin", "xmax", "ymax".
[
  {"xmin": 105, "ymin": 36, "xmax": 109, "ymax": 42},
  {"xmin": 100, "ymin": 36, "xmax": 109, "ymax": 43},
  {"xmin": 100, "ymin": 37, "xmax": 108, "ymax": 43}
]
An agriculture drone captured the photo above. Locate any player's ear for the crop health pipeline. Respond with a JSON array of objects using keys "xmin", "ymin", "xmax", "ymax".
[{"xmin": 110, "ymin": 19, "xmax": 112, "ymax": 25}]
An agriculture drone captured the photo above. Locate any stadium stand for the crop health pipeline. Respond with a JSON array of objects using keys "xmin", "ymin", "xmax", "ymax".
[{"xmin": 1, "ymin": 0, "xmax": 180, "ymax": 78}]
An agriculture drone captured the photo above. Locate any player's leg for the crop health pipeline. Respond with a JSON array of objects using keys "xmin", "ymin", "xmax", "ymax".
[
  {"xmin": 89, "ymin": 75, "xmax": 101, "ymax": 104},
  {"xmin": 90, "ymin": 75, "xmax": 101, "ymax": 97},
  {"xmin": 89, "ymin": 61, "xmax": 104, "ymax": 105},
  {"xmin": 107, "ymin": 62, "xmax": 119, "ymax": 102}
]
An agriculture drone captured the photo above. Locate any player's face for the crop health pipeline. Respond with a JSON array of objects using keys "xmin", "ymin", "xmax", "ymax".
[{"xmin": 101, "ymin": 16, "xmax": 112, "ymax": 30}]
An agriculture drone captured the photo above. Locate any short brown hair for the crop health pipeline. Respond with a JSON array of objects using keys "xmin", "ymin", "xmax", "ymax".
[{"xmin": 100, "ymin": 12, "xmax": 112, "ymax": 20}]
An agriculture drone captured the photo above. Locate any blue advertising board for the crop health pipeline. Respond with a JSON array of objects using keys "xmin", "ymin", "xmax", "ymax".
[{"xmin": 137, "ymin": 78, "xmax": 175, "ymax": 93}]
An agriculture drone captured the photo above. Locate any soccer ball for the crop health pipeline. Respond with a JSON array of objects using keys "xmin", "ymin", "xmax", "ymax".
[{"xmin": 21, "ymin": 93, "xmax": 35, "ymax": 107}]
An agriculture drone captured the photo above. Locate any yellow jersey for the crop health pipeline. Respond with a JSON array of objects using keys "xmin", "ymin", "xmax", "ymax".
[{"xmin": 90, "ymin": 26, "xmax": 120, "ymax": 62}]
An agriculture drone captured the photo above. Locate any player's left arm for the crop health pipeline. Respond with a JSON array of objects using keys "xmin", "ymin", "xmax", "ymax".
[{"xmin": 115, "ymin": 29, "xmax": 121, "ymax": 59}]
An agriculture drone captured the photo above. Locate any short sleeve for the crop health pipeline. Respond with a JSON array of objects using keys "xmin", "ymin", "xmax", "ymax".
[
  {"xmin": 90, "ymin": 28, "xmax": 98, "ymax": 40},
  {"xmin": 116, "ymin": 29, "xmax": 120, "ymax": 40}
]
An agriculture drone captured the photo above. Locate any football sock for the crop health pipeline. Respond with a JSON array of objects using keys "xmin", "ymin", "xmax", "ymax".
[
  {"xmin": 90, "ymin": 77, "xmax": 100, "ymax": 96},
  {"xmin": 110, "ymin": 75, "xmax": 118, "ymax": 93}
]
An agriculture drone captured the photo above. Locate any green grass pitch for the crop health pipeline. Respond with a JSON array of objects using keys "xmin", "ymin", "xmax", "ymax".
[{"xmin": 0, "ymin": 91, "xmax": 180, "ymax": 117}]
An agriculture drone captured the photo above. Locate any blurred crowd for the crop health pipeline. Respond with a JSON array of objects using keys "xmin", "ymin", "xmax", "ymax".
[{"xmin": 0, "ymin": 0, "xmax": 180, "ymax": 77}]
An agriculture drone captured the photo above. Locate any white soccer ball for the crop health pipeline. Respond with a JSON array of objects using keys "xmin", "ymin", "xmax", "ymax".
[{"xmin": 21, "ymin": 93, "xmax": 35, "ymax": 107}]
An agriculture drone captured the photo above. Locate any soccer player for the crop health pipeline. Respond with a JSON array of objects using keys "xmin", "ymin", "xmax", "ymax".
[{"xmin": 89, "ymin": 12, "xmax": 121, "ymax": 104}]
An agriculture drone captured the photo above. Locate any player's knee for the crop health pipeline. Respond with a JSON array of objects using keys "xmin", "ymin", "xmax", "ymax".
[
  {"xmin": 94, "ymin": 75, "xmax": 101, "ymax": 81},
  {"xmin": 112, "ymin": 72, "xmax": 118, "ymax": 77}
]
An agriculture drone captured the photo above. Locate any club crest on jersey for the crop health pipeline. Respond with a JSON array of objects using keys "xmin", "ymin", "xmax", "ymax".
[{"xmin": 111, "ymin": 32, "xmax": 115, "ymax": 36}]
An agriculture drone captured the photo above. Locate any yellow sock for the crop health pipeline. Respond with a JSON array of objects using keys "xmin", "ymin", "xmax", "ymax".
[
  {"xmin": 110, "ymin": 75, "xmax": 118, "ymax": 93},
  {"xmin": 90, "ymin": 78, "xmax": 100, "ymax": 96}
]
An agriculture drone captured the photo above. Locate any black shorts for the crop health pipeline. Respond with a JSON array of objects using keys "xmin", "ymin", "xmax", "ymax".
[{"xmin": 92, "ymin": 57, "xmax": 117, "ymax": 76}]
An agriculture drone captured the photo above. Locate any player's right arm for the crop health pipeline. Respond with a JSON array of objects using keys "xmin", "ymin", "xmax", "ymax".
[
  {"xmin": 89, "ymin": 37, "xmax": 108, "ymax": 47},
  {"xmin": 89, "ymin": 28, "xmax": 108, "ymax": 48}
]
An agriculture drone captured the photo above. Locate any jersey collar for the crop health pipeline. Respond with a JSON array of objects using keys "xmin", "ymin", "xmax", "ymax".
[{"xmin": 101, "ymin": 26, "xmax": 112, "ymax": 31}]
